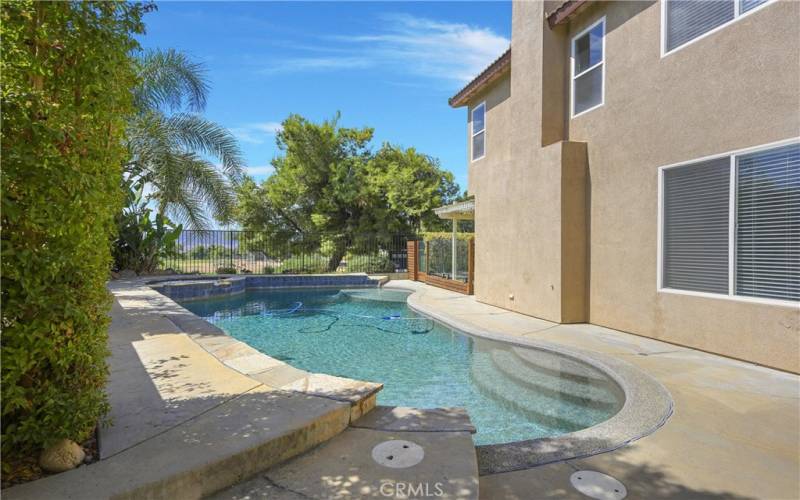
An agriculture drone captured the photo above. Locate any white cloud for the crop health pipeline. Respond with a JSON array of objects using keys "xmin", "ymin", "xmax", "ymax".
[
  {"xmin": 230, "ymin": 121, "xmax": 283, "ymax": 144},
  {"xmin": 245, "ymin": 165, "xmax": 274, "ymax": 177},
  {"xmin": 259, "ymin": 56, "xmax": 371, "ymax": 74},
  {"xmin": 259, "ymin": 14, "xmax": 509, "ymax": 85}
]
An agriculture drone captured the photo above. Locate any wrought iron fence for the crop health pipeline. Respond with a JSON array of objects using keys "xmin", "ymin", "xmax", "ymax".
[{"xmin": 161, "ymin": 231, "xmax": 415, "ymax": 275}]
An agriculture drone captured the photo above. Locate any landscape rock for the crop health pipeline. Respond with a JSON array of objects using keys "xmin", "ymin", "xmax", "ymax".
[
  {"xmin": 39, "ymin": 439, "xmax": 85, "ymax": 473},
  {"xmin": 118, "ymin": 269, "xmax": 137, "ymax": 279}
]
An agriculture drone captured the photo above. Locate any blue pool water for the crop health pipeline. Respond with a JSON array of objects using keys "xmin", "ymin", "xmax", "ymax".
[{"xmin": 181, "ymin": 288, "xmax": 624, "ymax": 445}]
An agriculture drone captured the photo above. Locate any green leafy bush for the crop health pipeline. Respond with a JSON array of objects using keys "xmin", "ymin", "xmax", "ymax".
[
  {"xmin": 273, "ymin": 256, "xmax": 328, "ymax": 274},
  {"xmin": 345, "ymin": 254, "xmax": 396, "ymax": 273},
  {"xmin": 1, "ymin": 1, "xmax": 147, "ymax": 462},
  {"xmin": 113, "ymin": 181, "xmax": 182, "ymax": 274},
  {"xmin": 215, "ymin": 266, "xmax": 238, "ymax": 274}
]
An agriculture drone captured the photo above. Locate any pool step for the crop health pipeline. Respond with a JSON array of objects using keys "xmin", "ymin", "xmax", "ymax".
[
  {"xmin": 510, "ymin": 346, "xmax": 611, "ymax": 384},
  {"xmin": 469, "ymin": 351, "xmax": 612, "ymax": 433},
  {"xmin": 490, "ymin": 349, "xmax": 621, "ymax": 410}
]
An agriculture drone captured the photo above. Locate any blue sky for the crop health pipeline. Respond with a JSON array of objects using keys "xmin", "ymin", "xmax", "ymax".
[{"xmin": 139, "ymin": 1, "xmax": 511, "ymax": 191}]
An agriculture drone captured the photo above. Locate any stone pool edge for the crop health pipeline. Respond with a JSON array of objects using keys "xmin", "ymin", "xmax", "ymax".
[
  {"xmin": 386, "ymin": 281, "xmax": 675, "ymax": 476},
  {"xmin": 137, "ymin": 274, "xmax": 386, "ymax": 422}
]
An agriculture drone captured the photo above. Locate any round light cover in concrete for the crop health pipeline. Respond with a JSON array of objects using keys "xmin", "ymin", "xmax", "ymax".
[
  {"xmin": 371, "ymin": 440, "xmax": 424, "ymax": 468},
  {"xmin": 570, "ymin": 470, "xmax": 627, "ymax": 499}
]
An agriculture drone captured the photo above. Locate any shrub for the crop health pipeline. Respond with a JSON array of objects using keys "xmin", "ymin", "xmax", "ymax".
[
  {"xmin": 345, "ymin": 254, "xmax": 396, "ymax": 273},
  {"xmin": 112, "ymin": 181, "xmax": 182, "ymax": 275},
  {"xmin": 216, "ymin": 266, "xmax": 238, "ymax": 274},
  {"xmin": 275, "ymin": 256, "xmax": 327, "ymax": 274},
  {"xmin": 1, "ymin": 1, "xmax": 148, "ymax": 462}
]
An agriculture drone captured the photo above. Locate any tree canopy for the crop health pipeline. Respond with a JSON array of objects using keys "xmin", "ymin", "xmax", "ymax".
[
  {"xmin": 125, "ymin": 48, "xmax": 244, "ymax": 229},
  {"xmin": 234, "ymin": 113, "xmax": 460, "ymax": 246}
]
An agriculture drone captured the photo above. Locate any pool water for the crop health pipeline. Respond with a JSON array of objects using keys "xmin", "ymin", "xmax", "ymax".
[{"xmin": 181, "ymin": 288, "xmax": 624, "ymax": 445}]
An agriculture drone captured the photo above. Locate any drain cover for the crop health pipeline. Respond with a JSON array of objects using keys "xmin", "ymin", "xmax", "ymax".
[
  {"xmin": 570, "ymin": 470, "xmax": 627, "ymax": 499},
  {"xmin": 371, "ymin": 440, "xmax": 424, "ymax": 468}
]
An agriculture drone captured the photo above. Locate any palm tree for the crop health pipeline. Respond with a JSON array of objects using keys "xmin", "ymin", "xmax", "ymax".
[{"xmin": 125, "ymin": 49, "xmax": 244, "ymax": 229}]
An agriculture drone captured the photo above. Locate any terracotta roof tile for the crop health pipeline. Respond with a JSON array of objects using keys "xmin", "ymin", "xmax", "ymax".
[{"xmin": 448, "ymin": 48, "xmax": 511, "ymax": 108}]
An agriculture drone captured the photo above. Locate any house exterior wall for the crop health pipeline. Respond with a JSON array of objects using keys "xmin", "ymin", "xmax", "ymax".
[{"xmin": 463, "ymin": 0, "xmax": 800, "ymax": 372}]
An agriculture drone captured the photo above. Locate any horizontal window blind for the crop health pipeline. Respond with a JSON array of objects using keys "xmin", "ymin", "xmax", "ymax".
[
  {"xmin": 735, "ymin": 144, "xmax": 800, "ymax": 301},
  {"xmin": 666, "ymin": 0, "xmax": 735, "ymax": 52},
  {"xmin": 663, "ymin": 157, "xmax": 731, "ymax": 294}
]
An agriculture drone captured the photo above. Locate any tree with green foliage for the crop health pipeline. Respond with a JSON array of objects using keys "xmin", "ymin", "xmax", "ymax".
[
  {"xmin": 1, "ymin": 0, "xmax": 149, "ymax": 464},
  {"xmin": 234, "ymin": 113, "xmax": 459, "ymax": 270},
  {"xmin": 125, "ymin": 48, "xmax": 244, "ymax": 229}
]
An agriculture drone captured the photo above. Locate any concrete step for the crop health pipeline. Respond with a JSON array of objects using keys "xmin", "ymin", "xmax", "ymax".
[
  {"xmin": 211, "ymin": 407, "xmax": 479, "ymax": 500},
  {"xmin": 5, "ymin": 388, "xmax": 353, "ymax": 500}
]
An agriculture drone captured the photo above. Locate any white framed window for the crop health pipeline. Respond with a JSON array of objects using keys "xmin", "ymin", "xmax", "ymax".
[
  {"xmin": 662, "ymin": 0, "xmax": 774, "ymax": 56},
  {"xmin": 657, "ymin": 139, "xmax": 800, "ymax": 305},
  {"xmin": 471, "ymin": 102, "xmax": 485, "ymax": 161},
  {"xmin": 570, "ymin": 16, "xmax": 605, "ymax": 118}
]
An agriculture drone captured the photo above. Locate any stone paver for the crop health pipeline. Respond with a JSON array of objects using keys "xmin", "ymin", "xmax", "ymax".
[
  {"xmin": 386, "ymin": 280, "xmax": 800, "ymax": 500},
  {"xmin": 101, "ymin": 331, "xmax": 264, "ymax": 458}
]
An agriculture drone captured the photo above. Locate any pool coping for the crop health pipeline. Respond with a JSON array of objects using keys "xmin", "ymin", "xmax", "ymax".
[
  {"xmin": 385, "ymin": 281, "xmax": 675, "ymax": 476},
  {"xmin": 142, "ymin": 274, "xmax": 673, "ymax": 476},
  {"xmin": 128, "ymin": 274, "xmax": 387, "ymax": 420}
]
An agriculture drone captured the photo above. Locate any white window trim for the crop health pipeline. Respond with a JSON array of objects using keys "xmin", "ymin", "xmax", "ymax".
[
  {"xmin": 471, "ymin": 101, "xmax": 486, "ymax": 162},
  {"xmin": 570, "ymin": 16, "xmax": 606, "ymax": 119},
  {"xmin": 661, "ymin": 0, "xmax": 777, "ymax": 58},
  {"xmin": 656, "ymin": 136, "xmax": 800, "ymax": 308}
]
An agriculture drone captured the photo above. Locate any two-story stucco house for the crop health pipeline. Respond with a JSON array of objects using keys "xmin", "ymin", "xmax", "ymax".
[{"xmin": 449, "ymin": 0, "xmax": 799, "ymax": 373}]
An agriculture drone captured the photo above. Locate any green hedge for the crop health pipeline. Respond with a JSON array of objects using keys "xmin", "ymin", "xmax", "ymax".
[
  {"xmin": 420, "ymin": 231, "xmax": 475, "ymax": 241},
  {"xmin": 1, "ymin": 1, "xmax": 146, "ymax": 462}
]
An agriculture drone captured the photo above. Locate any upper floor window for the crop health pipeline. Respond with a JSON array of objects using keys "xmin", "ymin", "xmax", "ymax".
[
  {"xmin": 471, "ymin": 102, "xmax": 485, "ymax": 161},
  {"xmin": 660, "ymin": 140, "xmax": 799, "ymax": 303},
  {"xmin": 664, "ymin": 0, "xmax": 772, "ymax": 54},
  {"xmin": 571, "ymin": 17, "xmax": 605, "ymax": 118}
]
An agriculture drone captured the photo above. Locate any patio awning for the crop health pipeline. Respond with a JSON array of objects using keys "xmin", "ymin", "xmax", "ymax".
[{"xmin": 434, "ymin": 199, "xmax": 475, "ymax": 220}]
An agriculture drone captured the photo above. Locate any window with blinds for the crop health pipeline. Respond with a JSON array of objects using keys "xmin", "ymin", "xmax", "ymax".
[
  {"xmin": 661, "ymin": 141, "xmax": 799, "ymax": 303},
  {"xmin": 664, "ymin": 0, "xmax": 774, "ymax": 54},
  {"xmin": 663, "ymin": 157, "xmax": 731, "ymax": 294},
  {"xmin": 736, "ymin": 144, "xmax": 800, "ymax": 301}
]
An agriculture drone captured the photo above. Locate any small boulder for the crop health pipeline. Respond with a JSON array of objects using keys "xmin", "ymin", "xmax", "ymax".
[
  {"xmin": 118, "ymin": 269, "xmax": 137, "ymax": 279},
  {"xmin": 39, "ymin": 439, "xmax": 85, "ymax": 473}
]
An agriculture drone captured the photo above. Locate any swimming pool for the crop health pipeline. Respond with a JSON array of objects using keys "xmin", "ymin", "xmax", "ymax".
[{"xmin": 180, "ymin": 287, "xmax": 624, "ymax": 445}]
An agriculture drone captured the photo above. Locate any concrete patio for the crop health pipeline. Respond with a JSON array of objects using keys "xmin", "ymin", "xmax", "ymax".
[
  {"xmin": 389, "ymin": 281, "xmax": 800, "ymax": 500},
  {"xmin": 5, "ymin": 277, "xmax": 798, "ymax": 499}
]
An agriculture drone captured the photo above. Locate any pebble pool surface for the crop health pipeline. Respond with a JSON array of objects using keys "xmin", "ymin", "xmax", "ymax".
[{"xmin": 181, "ymin": 288, "xmax": 624, "ymax": 445}]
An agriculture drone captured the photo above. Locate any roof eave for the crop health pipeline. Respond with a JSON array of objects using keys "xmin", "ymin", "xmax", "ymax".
[
  {"xmin": 448, "ymin": 48, "xmax": 511, "ymax": 108},
  {"xmin": 547, "ymin": 0, "xmax": 592, "ymax": 28}
]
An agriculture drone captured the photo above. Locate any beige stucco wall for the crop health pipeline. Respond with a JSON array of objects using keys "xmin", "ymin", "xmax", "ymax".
[
  {"xmin": 465, "ymin": 0, "xmax": 800, "ymax": 372},
  {"xmin": 566, "ymin": 0, "xmax": 800, "ymax": 372},
  {"xmin": 467, "ymin": 2, "xmax": 590, "ymax": 324}
]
